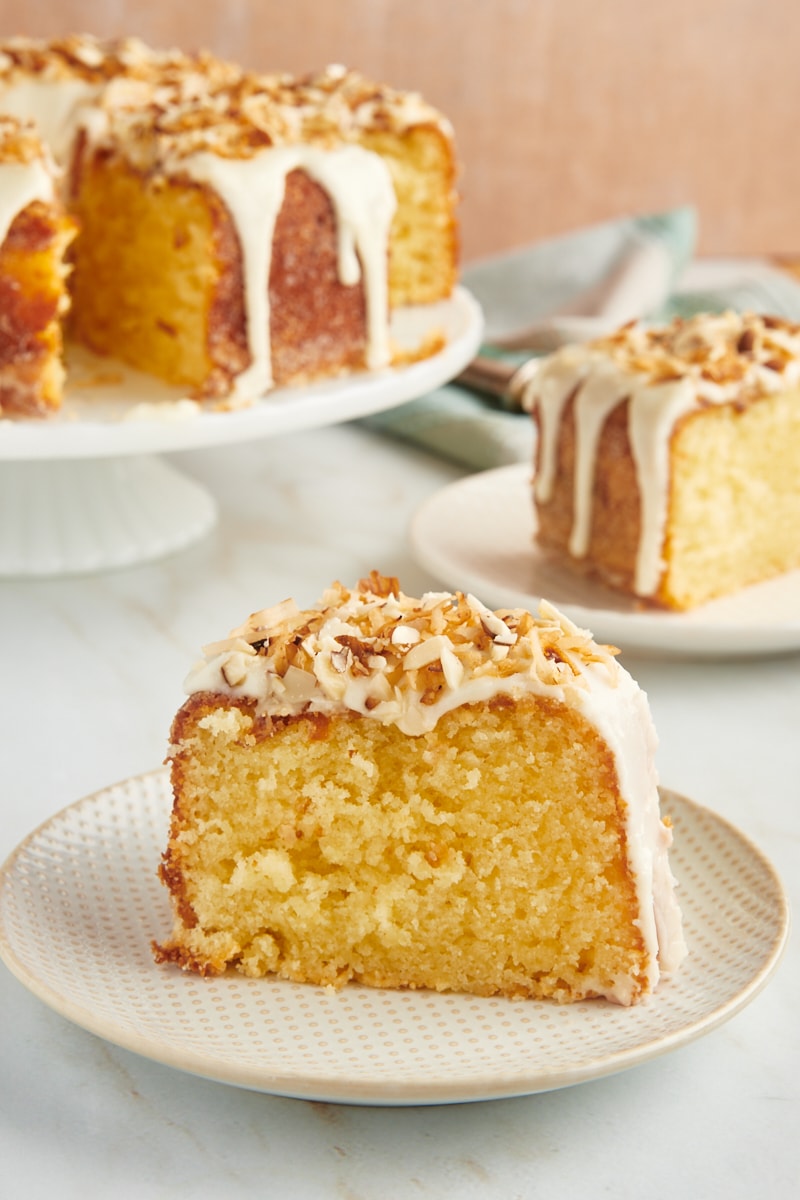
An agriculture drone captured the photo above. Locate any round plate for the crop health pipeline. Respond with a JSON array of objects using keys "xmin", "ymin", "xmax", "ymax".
[
  {"xmin": 0, "ymin": 288, "xmax": 483, "ymax": 461},
  {"xmin": 0, "ymin": 771, "xmax": 788, "ymax": 1107},
  {"xmin": 410, "ymin": 464, "xmax": 800, "ymax": 659}
]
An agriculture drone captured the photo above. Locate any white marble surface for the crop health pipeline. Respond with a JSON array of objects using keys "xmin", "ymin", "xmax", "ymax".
[{"xmin": 1, "ymin": 421, "xmax": 798, "ymax": 1200}]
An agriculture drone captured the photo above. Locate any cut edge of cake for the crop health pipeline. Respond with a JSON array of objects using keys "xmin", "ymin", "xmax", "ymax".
[{"xmin": 0, "ymin": 113, "xmax": 76, "ymax": 418}]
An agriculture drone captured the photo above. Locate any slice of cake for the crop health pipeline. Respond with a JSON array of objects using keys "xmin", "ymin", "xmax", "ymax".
[
  {"xmin": 154, "ymin": 572, "xmax": 686, "ymax": 1006},
  {"xmin": 0, "ymin": 115, "xmax": 76, "ymax": 417},
  {"xmin": 524, "ymin": 311, "xmax": 800, "ymax": 610}
]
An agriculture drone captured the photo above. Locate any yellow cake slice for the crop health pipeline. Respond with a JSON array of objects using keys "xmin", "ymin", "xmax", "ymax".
[
  {"xmin": 524, "ymin": 311, "xmax": 800, "ymax": 609},
  {"xmin": 155, "ymin": 572, "xmax": 686, "ymax": 1006}
]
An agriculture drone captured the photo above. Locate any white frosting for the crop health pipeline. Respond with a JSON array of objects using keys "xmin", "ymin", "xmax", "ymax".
[
  {"xmin": 183, "ymin": 585, "xmax": 687, "ymax": 999},
  {"xmin": 525, "ymin": 313, "xmax": 800, "ymax": 597},
  {"xmin": 0, "ymin": 156, "xmax": 54, "ymax": 247},
  {"xmin": 0, "ymin": 77, "xmax": 101, "ymax": 165},
  {"xmin": 180, "ymin": 144, "xmax": 396, "ymax": 400}
]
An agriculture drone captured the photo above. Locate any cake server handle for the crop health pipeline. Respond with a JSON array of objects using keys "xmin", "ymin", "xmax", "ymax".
[{"xmin": 455, "ymin": 354, "xmax": 541, "ymax": 412}]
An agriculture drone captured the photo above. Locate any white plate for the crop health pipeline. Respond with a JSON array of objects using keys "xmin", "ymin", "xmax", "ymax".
[
  {"xmin": 0, "ymin": 770, "xmax": 788, "ymax": 1107},
  {"xmin": 0, "ymin": 288, "xmax": 483, "ymax": 461},
  {"xmin": 410, "ymin": 464, "xmax": 800, "ymax": 659}
]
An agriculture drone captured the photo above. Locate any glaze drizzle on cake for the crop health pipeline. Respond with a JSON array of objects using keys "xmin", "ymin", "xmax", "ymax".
[{"xmin": 523, "ymin": 312, "xmax": 800, "ymax": 598}]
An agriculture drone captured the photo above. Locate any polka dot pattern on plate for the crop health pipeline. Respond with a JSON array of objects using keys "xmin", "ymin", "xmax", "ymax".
[{"xmin": 0, "ymin": 772, "xmax": 789, "ymax": 1105}]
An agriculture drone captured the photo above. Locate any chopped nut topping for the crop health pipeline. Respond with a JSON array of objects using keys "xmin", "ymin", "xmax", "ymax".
[
  {"xmin": 184, "ymin": 577, "xmax": 621, "ymax": 735},
  {"xmin": 329, "ymin": 646, "xmax": 351, "ymax": 673},
  {"xmin": 391, "ymin": 625, "xmax": 421, "ymax": 646},
  {"xmin": 221, "ymin": 654, "xmax": 249, "ymax": 688},
  {"xmin": 579, "ymin": 311, "xmax": 800, "ymax": 403},
  {"xmin": 0, "ymin": 35, "xmax": 451, "ymax": 172}
]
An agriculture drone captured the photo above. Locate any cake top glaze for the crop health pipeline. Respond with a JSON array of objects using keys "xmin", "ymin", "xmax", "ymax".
[
  {"xmin": 257, "ymin": 63, "xmax": 454, "ymax": 143},
  {"xmin": 82, "ymin": 62, "xmax": 451, "ymax": 163},
  {"xmin": 531, "ymin": 311, "xmax": 800, "ymax": 406},
  {"xmin": 0, "ymin": 33, "xmax": 209, "ymax": 83},
  {"xmin": 86, "ymin": 70, "xmax": 292, "ymax": 165},
  {"xmin": 0, "ymin": 35, "xmax": 450, "ymax": 164},
  {"xmin": 184, "ymin": 570, "xmax": 623, "ymax": 736},
  {"xmin": 0, "ymin": 34, "xmax": 243, "ymax": 166}
]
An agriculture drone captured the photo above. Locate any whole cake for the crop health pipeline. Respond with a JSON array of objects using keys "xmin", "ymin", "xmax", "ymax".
[
  {"xmin": 0, "ymin": 114, "xmax": 75, "ymax": 417},
  {"xmin": 154, "ymin": 572, "xmax": 686, "ymax": 1006},
  {"xmin": 523, "ymin": 311, "xmax": 800, "ymax": 609},
  {"xmin": 0, "ymin": 35, "xmax": 459, "ymax": 414}
]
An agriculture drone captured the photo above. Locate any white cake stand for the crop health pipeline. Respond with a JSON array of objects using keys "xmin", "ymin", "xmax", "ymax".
[{"xmin": 0, "ymin": 288, "xmax": 483, "ymax": 577}]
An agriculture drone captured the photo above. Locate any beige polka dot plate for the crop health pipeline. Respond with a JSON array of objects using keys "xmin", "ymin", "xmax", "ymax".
[{"xmin": 0, "ymin": 771, "xmax": 789, "ymax": 1106}]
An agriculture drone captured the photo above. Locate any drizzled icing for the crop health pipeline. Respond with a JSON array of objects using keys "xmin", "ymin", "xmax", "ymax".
[
  {"xmin": 181, "ymin": 145, "xmax": 395, "ymax": 398},
  {"xmin": 0, "ymin": 116, "xmax": 56, "ymax": 248},
  {"xmin": 524, "ymin": 312, "xmax": 800, "ymax": 597},
  {"xmin": 183, "ymin": 576, "xmax": 687, "ymax": 996}
]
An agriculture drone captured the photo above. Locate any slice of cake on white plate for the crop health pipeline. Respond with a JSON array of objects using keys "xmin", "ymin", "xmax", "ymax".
[
  {"xmin": 523, "ymin": 311, "xmax": 800, "ymax": 609},
  {"xmin": 154, "ymin": 572, "xmax": 686, "ymax": 1006}
]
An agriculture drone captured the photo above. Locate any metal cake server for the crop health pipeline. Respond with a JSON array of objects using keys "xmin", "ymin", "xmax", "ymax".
[{"xmin": 455, "ymin": 354, "xmax": 541, "ymax": 412}]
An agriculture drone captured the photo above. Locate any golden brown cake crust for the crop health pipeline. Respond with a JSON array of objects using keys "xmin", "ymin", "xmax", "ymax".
[{"xmin": 535, "ymin": 396, "xmax": 646, "ymax": 597}]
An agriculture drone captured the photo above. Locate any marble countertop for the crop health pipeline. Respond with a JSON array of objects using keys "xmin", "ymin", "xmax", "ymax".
[{"xmin": 1, "ymin": 421, "xmax": 798, "ymax": 1199}]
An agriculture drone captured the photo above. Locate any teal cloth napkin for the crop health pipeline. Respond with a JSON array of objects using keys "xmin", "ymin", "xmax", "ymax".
[{"xmin": 360, "ymin": 206, "xmax": 800, "ymax": 471}]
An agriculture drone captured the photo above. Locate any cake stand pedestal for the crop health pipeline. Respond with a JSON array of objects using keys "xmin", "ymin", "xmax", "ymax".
[
  {"xmin": 0, "ymin": 456, "xmax": 217, "ymax": 578},
  {"xmin": 0, "ymin": 288, "xmax": 483, "ymax": 579}
]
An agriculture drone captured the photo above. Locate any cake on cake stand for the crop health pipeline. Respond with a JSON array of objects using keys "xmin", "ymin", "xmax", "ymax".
[{"xmin": 0, "ymin": 289, "xmax": 483, "ymax": 578}]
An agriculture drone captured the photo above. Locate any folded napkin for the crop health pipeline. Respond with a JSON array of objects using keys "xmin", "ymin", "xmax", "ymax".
[{"xmin": 360, "ymin": 206, "xmax": 800, "ymax": 471}]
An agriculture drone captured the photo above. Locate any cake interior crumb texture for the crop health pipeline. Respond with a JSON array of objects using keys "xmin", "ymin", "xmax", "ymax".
[
  {"xmin": 158, "ymin": 694, "xmax": 649, "ymax": 1003},
  {"xmin": 664, "ymin": 389, "xmax": 800, "ymax": 608}
]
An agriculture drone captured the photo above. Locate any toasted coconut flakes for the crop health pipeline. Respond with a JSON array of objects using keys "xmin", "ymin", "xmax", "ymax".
[{"xmin": 184, "ymin": 577, "xmax": 628, "ymax": 727}]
